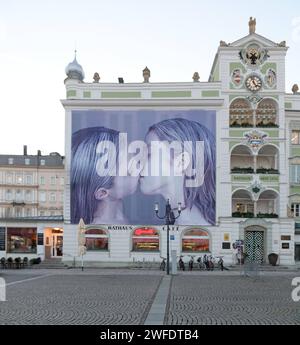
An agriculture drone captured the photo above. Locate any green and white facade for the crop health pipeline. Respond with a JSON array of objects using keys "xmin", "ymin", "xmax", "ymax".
[{"xmin": 61, "ymin": 22, "xmax": 300, "ymax": 267}]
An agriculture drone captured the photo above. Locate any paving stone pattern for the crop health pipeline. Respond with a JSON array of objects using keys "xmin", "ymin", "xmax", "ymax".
[
  {"xmin": 167, "ymin": 275, "xmax": 300, "ymax": 325},
  {"xmin": 0, "ymin": 274, "xmax": 161, "ymax": 325}
]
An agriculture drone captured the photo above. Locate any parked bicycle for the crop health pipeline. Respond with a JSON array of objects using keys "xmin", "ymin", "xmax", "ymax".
[
  {"xmin": 188, "ymin": 256, "xmax": 194, "ymax": 271},
  {"xmin": 178, "ymin": 256, "xmax": 185, "ymax": 271},
  {"xmin": 160, "ymin": 258, "xmax": 166, "ymax": 271}
]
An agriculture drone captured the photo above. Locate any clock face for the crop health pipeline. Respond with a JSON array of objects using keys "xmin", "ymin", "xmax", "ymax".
[{"xmin": 246, "ymin": 75, "xmax": 262, "ymax": 92}]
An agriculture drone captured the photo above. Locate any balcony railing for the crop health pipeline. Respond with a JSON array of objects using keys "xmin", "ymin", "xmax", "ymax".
[
  {"xmin": 232, "ymin": 212, "xmax": 254, "ymax": 218},
  {"xmin": 231, "ymin": 167, "xmax": 254, "ymax": 174},
  {"xmin": 231, "ymin": 168, "xmax": 279, "ymax": 175},
  {"xmin": 230, "ymin": 122, "xmax": 279, "ymax": 128},
  {"xmin": 232, "ymin": 212, "xmax": 278, "ymax": 219},
  {"xmin": 257, "ymin": 213, "xmax": 279, "ymax": 218},
  {"xmin": 256, "ymin": 122, "xmax": 279, "ymax": 128},
  {"xmin": 256, "ymin": 168, "xmax": 279, "ymax": 174},
  {"xmin": 230, "ymin": 122, "xmax": 253, "ymax": 128}
]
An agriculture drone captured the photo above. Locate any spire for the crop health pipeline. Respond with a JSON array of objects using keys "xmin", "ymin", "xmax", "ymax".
[{"xmin": 65, "ymin": 50, "xmax": 85, "ymax": 81}]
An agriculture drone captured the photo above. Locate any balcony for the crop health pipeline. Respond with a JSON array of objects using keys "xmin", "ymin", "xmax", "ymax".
[
  {"xmin": 229, "ymin": 98, "xmax": 279, "ymax": 129},
  {"xmin": 231, "ymin": 145, "xmax": 279, "ymax": 176},
  {"xmin": 232, "ymin": 189, "xmax": 279, "ymax": 219}
]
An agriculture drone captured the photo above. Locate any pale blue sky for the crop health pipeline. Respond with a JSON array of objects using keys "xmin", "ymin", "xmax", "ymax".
[{"xmin": 0, "ymin": 0, "xmax": 300, "ymax": 155}]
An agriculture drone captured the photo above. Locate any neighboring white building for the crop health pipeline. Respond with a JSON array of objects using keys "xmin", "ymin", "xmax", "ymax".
[{"xmin": 0, "ymin": 148, "xmax": 64, "ymax": 261}]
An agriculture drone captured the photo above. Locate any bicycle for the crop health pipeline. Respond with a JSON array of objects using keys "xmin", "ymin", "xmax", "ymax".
[{"xmin": 160, "ymin": 258, "xmax": 166, "ymax": 271}]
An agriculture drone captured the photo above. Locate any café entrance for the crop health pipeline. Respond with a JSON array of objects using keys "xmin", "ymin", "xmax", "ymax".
[{"xmin": 44, "ymin": 228, "xmax": 64, "ymax": 259}]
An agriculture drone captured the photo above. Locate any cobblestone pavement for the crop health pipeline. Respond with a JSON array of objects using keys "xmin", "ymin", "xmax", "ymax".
[
  {"xmin": 0, "ymin": 269, "xmax": 299, "ymax": 325},
  {"xmin": 167, "ymin": 275, "xmax": 300, "ymax": 325},
  {"xmin": 0, "ymin": 272, "xmax": 162, "ymax": 325}
]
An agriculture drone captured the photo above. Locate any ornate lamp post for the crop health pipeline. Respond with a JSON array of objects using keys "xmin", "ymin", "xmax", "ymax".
[{"xmin": 155, "ymin": 199, "xmax": 182, "ymax": 275}]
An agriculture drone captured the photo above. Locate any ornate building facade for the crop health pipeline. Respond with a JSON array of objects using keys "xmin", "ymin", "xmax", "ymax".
[
  {"xmin": 60, "ymin": 19, "xmax": 300, "ymax": 267},
  {"xmin": 1, "ymin": 18, "xmax": 300, "ymax": 267}
]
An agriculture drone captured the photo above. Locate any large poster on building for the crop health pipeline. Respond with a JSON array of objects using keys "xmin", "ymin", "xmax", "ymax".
[{"xmin": 71, "ymin": 110, "xmax": 216, "ymax": 226}]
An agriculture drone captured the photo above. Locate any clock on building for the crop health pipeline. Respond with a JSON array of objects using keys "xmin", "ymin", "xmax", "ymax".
[{"xmin": 245, "ymin": 75, "xmax": 262, "ymax": 92}]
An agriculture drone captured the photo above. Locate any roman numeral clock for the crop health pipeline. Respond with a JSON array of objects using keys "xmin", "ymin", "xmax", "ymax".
[{"xmin": 245, "ymin": 74, "xmax": 263, "ymax": 92}]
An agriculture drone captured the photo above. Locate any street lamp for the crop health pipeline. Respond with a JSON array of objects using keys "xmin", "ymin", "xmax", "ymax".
[{"xmin": 155, "ymin": 199, "xmax": 182, "ymax": 275}]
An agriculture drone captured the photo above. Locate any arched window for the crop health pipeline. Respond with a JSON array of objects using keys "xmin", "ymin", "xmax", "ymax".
[
  {"xmin": 85, "ymin": 228, "xmax": 108, "ymax": 251},
  {"xmin": 132, "ymin": 227, "xmax": 159, "ymax": 252},
  {"xmin": 230, "ymin": 99, "xmax": 253, "ymax": 127},
  {"xmin": 256, "ymin": 99, "xmax": 278, "ymax": 127},
  {"xmin": 182, "ymin": 229, "xmax": 210, "ymax": 253}
]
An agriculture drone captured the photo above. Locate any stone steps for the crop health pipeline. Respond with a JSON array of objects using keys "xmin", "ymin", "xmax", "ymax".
[{"xmin": 31, "ymin": 259, "xmax": 67, "ymax": 269}]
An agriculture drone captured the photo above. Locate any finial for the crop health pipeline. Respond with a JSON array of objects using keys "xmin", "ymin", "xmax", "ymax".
[
  {"xmin": 143, "ymin": 66, "xmax": 150, "ymax": 83},
  {"xmin": 93, "ymin": 72, "xmax": 100, "ymax": 83},
  {"xmin": 249, "ymin": 17, "xmax": 256, "ymax": 34},
  {"xmin": 192, "ymin": 72, "xmax": 200, "ymax": 82},
  {"xmin": 278, "ymin": 41, "xmax": 286, "ymax": 47},
  {"xmin": 292, "ymin": 84, "xmax": 299, "ymax": 94},
  {"xmin": 220, "ymin": 40, "xmax": 229, "ymax": 47}
]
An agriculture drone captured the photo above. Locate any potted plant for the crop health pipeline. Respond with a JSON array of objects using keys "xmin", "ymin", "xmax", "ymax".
[{"xmin": 268, "ymin": 253, "xmax": 279, "ymax": 266}]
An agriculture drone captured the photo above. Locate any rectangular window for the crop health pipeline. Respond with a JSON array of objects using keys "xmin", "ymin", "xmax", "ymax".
[
  {"xmin": 25, "ymin": 158, "xmax": 30, "ymax": 165},
  {"xmin": 60, "ymin": 192, "xmax": 64, "ymax": 203},
  {"xmin": 50, "ymin": 176, "xmax": 56, "ymax": 185},
  {"xmin": 40, "ymin": 159, "xmax": 45, "ymax": 166},
  {"xmin": 15, "ymin": 208, "xmax": 22, "ymax": 217},
  {"xmin": 7, "ymin": 227, "xmax": 37, "ymax": 253},
  {"xmin": 282, "ymin": 243, "xmax": 290, "ymax": 249},
  {"xmin": 25, "ymin": 175, "xmax": 32, "ymax": 184},
  {"xmin": 290, "ymin": 165, "xmax": 300, "ymax": 184},
  {"xmin": 16, "ymin": 175, "xmax": 23, "ymax": 184},
  {"xmin": 60, "ymin": 177, "xmax": 65, "ymax": 186},
  {"xmin": 292, "ymin": 130, "xmax": 300, "ymax": 145},
  {"xmin": 39, "ymin": 191, "xmax": 46, "ymax": 202},
  {"xmin": 291, "ymin": 204, "xmax": 300, "ymax": 217},
  {"xmin": 8, "ymin": 158, "xmax": 14, "ymax": 165},
  {"xmin": 50, "ymin": 192, "xmax": 56, "ymax": 202},
  {"xmin": 16, "ymin": 189, "xmax": 22, "ymax": 201},
  {"xmin": 40, "ymin": 176, "xmax": 45, "ymax": 185},
  {"xmin": 25, "ymin": 209, "xmax": 31, "ymax": 217},
  {"xmin": 281, "ymin": 235, "xmax": 291, "ymax": 241},
  {"xmin": 5, "ymin": 190, "xmax": 12, "ymax": 201},
  {"xmin": 6, "ymin": 173, "xmax": 13, "ymax": 184},
  {"xmin": 25, "ymin": 190, "xmax": 32, "ymax": 202},
  {"xmin": 39, "ymin": 211, "xmax": 45, "ymax": 216}
]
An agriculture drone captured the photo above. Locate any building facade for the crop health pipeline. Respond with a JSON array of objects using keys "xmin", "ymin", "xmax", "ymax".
[
  {"xmin": 1, "ymin": 19, "xmax": 299, "ymax": 267},
  {"xmin": 60, "ymin": 19, "xmax": 300, "ymax": 267},
  {"xmin": 0, "ymin": 148, "xmax": 65, "ymax": 261}
]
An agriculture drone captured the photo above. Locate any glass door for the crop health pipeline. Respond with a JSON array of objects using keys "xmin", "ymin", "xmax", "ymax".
[{"xmin": 52, "ymin": 234, "xmax": 63, "ymax": 257}]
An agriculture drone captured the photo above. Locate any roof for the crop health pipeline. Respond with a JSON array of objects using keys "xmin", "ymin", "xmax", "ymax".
[{"xmin": 0, "ymin": 153, "xmax": 64, "ymax": 168}]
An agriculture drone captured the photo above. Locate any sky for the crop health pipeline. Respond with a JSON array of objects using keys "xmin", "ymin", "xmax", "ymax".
[{"xmin": 0, "ymin": 0, "xmax": 300, "ymax": 155}]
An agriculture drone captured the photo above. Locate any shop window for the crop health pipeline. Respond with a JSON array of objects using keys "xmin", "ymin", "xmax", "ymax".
[
  {"xmin": 132, "ymin": 227, "xmax": 159, "ymax": 252},
  {"xmin": 85, "ymin": 228, "xmax": 108, "ymax": 251},
  {"xmin": 7, "ymin": 227, "xmax": 37, "ymax": 253},
  {"xmin": 182, "ymin": 229, "xmax": 210, "ymax": 253}
]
